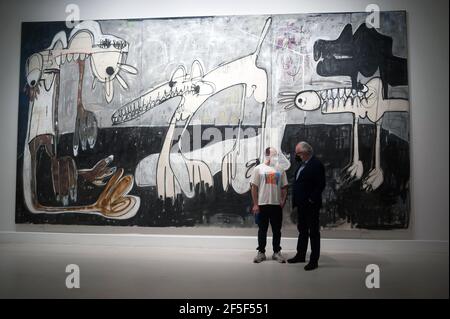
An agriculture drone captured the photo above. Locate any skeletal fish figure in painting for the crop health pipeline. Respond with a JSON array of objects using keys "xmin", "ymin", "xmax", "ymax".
[
  {"xmin": 278, "ymin": 77, "xmax": 409, "ymax": 191},
  {"xmin": 112, "ymin": 18, "xmax": 274, "ymax": 202},
  {"xmin": 22, "ymin": 21, "xmax": 140, "ymax": 219}
]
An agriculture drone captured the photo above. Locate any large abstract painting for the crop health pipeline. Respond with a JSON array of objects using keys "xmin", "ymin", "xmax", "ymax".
[{"xmin": 16, "ymin": 11, "xmax": 410, "ymax": 231}]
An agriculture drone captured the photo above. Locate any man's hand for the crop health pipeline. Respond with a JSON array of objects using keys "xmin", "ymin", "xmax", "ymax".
[{"xmin": 250, "ymin": 184, "xmax": 259, "ymax": 214}]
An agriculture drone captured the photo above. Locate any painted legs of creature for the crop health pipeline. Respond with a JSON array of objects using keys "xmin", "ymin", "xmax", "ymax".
[
  {"xmin": 341, "ymin": 114, "xmax": 363, "ymax": 185},
  {"xmin": 156, "ymin": 117, "xmax": 179, "ymax": 200},
  {"xmin": 29, "ymin": 135, "xmax": 57, "ymax": 206},
  {"xmin": 156, "ymin": 113, "xmax": 213, "ymax": 200},
  {"xmin": 221, "ymin": 97, "xmax": 267, "ymax": 192},
  {"xmin": 362, "ymin": 120, "xmax": 384, "ymax": 191},
  {"xmin": 340, "ymin": 117, "xmax": 384, "ymax": 191},
  {"xmin": 29, "ymin": 134, "xmax": 81, "ymax": 207},
  {"xmin": 221, "ymin": 85, "xmax": 248, "ymax": 191},
  {"xmin": 73, "ymin": 59, "xmax": 98, "ymax": 156}
]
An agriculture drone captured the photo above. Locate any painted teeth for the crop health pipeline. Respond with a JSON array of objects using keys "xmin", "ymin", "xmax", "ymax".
[
  {"xmin": 330, "ymin": 98, "xmax": 336, "ymax": 109},
  {"xmin": 345, "ymin": 97, "xmax": 353, "ymax": 107},
  {"xmin": 54, "ymin": 52, "xmax": 89, "ymax": 66},
  {"xmin": 112, "ymin": 84, "xmax": 187, "ymax": 125},
  {"xmin": 142, "ymin": 96, "xmax": 150, "ymax": 107}
]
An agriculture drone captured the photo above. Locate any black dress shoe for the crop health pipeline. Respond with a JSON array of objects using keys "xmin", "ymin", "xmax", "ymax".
[
  {"xmin": 304, "ymin": 262, "xmax": 318, "ymax": 271},
  {"xmin": 287, "ymin": 255, "xmax": 306, "ymax": 264}
]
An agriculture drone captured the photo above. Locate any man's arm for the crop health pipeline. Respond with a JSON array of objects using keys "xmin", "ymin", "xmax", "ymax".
[
  {"xmin": 251, "ymin": 184, "xmax": 259, "ymax": 213},
  {"xmin": 280, "ymin": 170, "xmax": 289, "ymax": 208},
  {"xmin": 280, "ymin": 186, "xmax": 288, "ymax": 208},
  {"xmin": 291, "ymin": 170, "xmax": 297, "ymax": 209},
  {"xmin": 310, "ymin": 162, "xmax": 326, "ymax": 204}
]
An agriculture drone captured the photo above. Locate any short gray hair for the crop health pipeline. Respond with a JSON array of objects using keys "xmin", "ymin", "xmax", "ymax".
[{"xmin": 298, "ymin": 141, "xmax": 313, "ymax": 154}]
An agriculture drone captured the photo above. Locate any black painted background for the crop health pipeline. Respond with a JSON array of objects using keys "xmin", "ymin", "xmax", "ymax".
[{"xmin": 16, "ymin": 124, "xmax": 410, "ymax": 229}]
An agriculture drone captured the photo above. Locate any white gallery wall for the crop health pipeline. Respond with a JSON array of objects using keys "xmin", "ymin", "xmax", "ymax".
[{"xmin": 0, "ymin": 0, "xmax": 448, "ymax": 241}]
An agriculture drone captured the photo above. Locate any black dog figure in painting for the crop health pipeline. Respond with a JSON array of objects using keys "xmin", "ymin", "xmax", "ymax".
[{"xmin": 313, "ymin": 23, "xmax": 408, "ymax": 99}]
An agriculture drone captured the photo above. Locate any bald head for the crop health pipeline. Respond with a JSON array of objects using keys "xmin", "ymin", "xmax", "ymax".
[{"xmin": 295, "ymin": 141, "xmax": 313, "ymax": 161}]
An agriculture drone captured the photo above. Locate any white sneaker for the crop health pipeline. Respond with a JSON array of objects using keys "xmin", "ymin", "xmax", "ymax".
[
  {"xmin": 272, "ymin": 251, "xmax": 286, "ymax": 263},
  {"xmin": 253, "ymin": 251, "xmax": 266, "ymax": 263}
]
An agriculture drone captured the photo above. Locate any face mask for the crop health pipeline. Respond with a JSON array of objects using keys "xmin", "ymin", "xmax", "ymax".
[
  {"xmin": 266, "ymin": 155, "xmax": 279, "ymax": 168},
  {"xmin": 269, "ymin": 157, "xmax": 278, "ymax": 167}
]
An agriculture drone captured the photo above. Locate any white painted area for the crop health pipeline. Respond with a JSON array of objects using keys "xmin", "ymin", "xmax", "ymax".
[
  {"xmin": 26, "ymin": 77, "xmax": 56, "ymax": 142},
  {"xmin": 135, "ymin": 137, "xmax": 258, "ymax": 188},
  {"xmin": 0, "ymin": 0, "xmax": 448, "ymax": 241}
]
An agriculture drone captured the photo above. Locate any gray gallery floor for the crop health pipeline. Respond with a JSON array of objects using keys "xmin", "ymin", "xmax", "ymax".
[{"xmin": 0, "ymin": 233, "xmax": 448, "ymax": 299}]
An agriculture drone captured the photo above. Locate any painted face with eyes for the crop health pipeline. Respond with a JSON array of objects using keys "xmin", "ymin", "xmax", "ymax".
[
  {"xmin": 24, "ymin": 53, "xmax": 46, "ymax": 102},
  {"xmin": 88, "ymin": 35, "xmax": 137, "ymax": 103},
  {"xmin": 293, "ymin": 91, "xmax": 321, "ymax": 110},
  {"xmin": 57, "ymin": 21, "xmax": 139, "ymax": 103},
  {"xmin": 277, "ymin": 90, "xmax": 321, "ymax": 111},
  {"xmin": 25, "ymin": 53, "xmax": 43, "ymax": 88}
]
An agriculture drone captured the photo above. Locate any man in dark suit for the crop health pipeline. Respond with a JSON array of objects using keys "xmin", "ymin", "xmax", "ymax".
[{"xmin": 288, "ymin": 141, "xmax": 326, "ymax": 271}]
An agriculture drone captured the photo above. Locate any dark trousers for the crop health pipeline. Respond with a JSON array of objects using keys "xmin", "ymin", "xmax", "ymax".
[
  {"xmin": 257, "ymin": 205, "xmax": 282, "ymax": 253},
  {"xmin": 296, "ymin": 203, "xmax": 321, "ymax": 263}
]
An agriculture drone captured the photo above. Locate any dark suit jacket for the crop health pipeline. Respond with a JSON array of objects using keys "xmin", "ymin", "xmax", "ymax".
[{"xmin": 292, "ymin": 155, "xmax": 326, "ymax": 209}]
